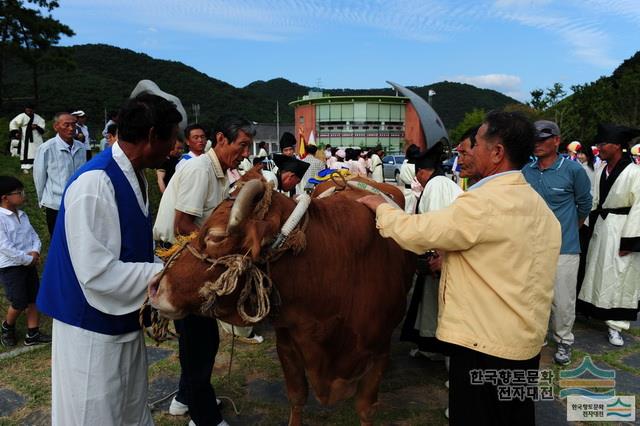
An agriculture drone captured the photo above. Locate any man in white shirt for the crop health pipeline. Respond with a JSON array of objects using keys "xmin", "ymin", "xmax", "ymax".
[
  {"xmin": 71, "ymin": 110, "xmax": 91, "ymax": 159},
  {"xmin": 154, "ymin": 114, "xmax": 254, "ymax": 426},
  {"xmin": 175, "ymin": 124, "xmax": 208, "ymax": 172},
  {"xmin": 33, "ymin": 112, "xmax": 86, "ymax": 235},
  {"xmin": 370, "ymin": 144, "xmax": 385, "ymax": 182},
  {"xmin": 36, "ymin": 90, "xmax": 184, "ymax": 426}
]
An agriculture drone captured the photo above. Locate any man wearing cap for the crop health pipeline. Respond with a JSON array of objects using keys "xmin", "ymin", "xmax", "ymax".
[
  {"xmin": 359, "ymin": 111, "xmax": 560, "ymax": 425},
  {"xmin": 401, "ymin": 142, "xmax": 462, "ymax": 360},
  {"xmin": 522, "ymin": 120, "xmax": 592, "ymax": 365},
  {"xmin": 273, "ymin": 153, "xmax": 310, "ymax": 193},
  {"xmin": 37, "ymin": 91, "xmax": 183, "ymax": 426},
  {"xmin": 9, "ymin": 104, "xmax": 46, "ymax": 173},
  {"xmin": 578, "ymin": 124, "xmax": 640, "ymax": 347},
  {"xmin": 370, "ymin": 144, "xmax": 384, "ymax": 182},
  {"xmin": 33, "ymin": 112, "xmax": 87, "ymax": 235},
  {"xmin": 279, "ymin": 132, "xmax": 297, "ymax": 157},
  {"xmin": 154, "ymin": 114, "xmax": 253, "ymax": 426},
  {"xmin": 567, "ymin": 141, "xmax": 581, "ymax": 161},
  {"xmin": 72, "ymin": 110, "xmax": 91, "ymax": 160}
]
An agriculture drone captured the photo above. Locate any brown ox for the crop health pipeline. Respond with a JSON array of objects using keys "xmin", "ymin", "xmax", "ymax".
[{"xmin": 149, "ymin": 172, "xmax": 415, "ymax": 425}]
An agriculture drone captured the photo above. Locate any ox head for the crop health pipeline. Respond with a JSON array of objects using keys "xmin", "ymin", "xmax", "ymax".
[{"xmin": 148, "ymin": 178, "xmax": 290, "ymax": 322}]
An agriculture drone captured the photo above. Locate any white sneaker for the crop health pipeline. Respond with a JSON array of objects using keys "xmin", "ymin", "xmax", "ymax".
[
  {"xmin": 189, "ymin": 420, "xmax": 229, "ymax": 426},
  {"xmin": 608, "ymin": 328, "xmax": 624, "ymax": 346},
  {"xmin": 169, "ymin": 396, "xmax": 188, "ymax": 415},
  {"xmin": 408, "ymin": 348, "xmax": 444, "ymax": 361},
  {"xmin": 237, "ymin": 333, "xmax": 264, "ymax": 344}
]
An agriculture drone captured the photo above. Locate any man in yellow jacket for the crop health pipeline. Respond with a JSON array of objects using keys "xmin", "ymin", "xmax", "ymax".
[{"xmin": 359, "ymin": 110, "xmax": 561, "ymax": 425}]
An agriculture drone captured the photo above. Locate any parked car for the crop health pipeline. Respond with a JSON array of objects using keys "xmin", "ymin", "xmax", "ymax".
[
  {"xmin": 442, "ymin": 154, "xmax": 458, "ymax": 174},
  {"xmin": 382, "ymin": 155, "xmax": 405, "ymax": 183}
]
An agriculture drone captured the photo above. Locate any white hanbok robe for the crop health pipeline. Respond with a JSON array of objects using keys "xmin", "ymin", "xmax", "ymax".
[
  {"xmin": 370, "ymin": 153, "xmax": 383, "ymax": 182},
  {"xmin": 413, "ymin": 175, "xmax": 463, "ymax": 338},
  {"xmin": 9, "ymin": 112, "xmax": 46, "ymax": 169},
  {"xmin": 579, "ymin": 160, "xmax": 640, "ymax": 318},
  {"xmin": 52, "ymin": 143, "xmax": 162, "ymax": 426},
  {"xmin": 398, "ymin": 161, "xmax": 417, "ymax": 213}
]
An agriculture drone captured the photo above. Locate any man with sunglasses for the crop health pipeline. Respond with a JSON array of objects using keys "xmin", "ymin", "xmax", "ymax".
[
  {"xmin": 522, "ymin": 120, "xmax": 592, "ymax": 365},
  {"xmin": 358, "ymin": 111, "xmax": 561, "ymax": 425},
  {"xmin": 578, "ymin": 124, "xmax": 640, "ymax": 347}
]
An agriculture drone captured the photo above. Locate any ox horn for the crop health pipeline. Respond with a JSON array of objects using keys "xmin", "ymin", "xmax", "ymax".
[{"xmin": 227, "ymin": 179, "xmax": 265, "ymax": 234}]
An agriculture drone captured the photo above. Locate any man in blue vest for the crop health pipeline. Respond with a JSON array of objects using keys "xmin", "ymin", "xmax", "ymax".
[{"xmin": 37, "ymin": 90, "xmax": 183, "ymax": 426}]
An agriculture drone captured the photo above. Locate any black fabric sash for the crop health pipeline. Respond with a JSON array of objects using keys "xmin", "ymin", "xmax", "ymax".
[
  {"xmin": 595, "ymin": 206, "xmax": 631, "ymax": 219},
  {"xmin": 594, "ymin": 157, "xmax": 632, "ymax": 222},
  {"xmin": 22, "ymin": 114, "xmax": 35, "ymax": 162}
]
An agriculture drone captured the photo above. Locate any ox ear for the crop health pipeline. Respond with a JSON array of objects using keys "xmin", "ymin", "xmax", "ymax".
[{"xmin": 244, "ymin": 219, "xmax": 272, "ymax": 260}]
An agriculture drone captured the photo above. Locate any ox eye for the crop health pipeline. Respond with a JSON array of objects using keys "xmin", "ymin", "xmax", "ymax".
[{"xmin": 205, "ymin": 228, "xmax": 228, "ymax": 245}]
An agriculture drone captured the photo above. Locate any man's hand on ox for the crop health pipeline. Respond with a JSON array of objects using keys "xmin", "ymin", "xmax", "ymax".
[{"xmin": 357, "ymin": 194, "xmax": 387, "ymax": 212}]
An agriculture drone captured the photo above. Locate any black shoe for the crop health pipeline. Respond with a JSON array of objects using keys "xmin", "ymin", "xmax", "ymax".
[
  {"xmin": 1, "ymin": 323, "xmax": 17, "ymax": 347},
  {"xmin": 24, "ymin": 331, "xmax": 51, "ymax": 346}
]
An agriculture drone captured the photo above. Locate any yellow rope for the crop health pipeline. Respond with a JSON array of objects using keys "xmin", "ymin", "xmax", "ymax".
[{"xmin": 198, "ymin": 253, "xmax": 273, "ymax": 323}]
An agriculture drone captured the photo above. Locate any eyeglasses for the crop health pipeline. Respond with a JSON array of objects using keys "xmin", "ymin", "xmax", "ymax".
[{"xmin": 6, "ymin": 190, "xmax": 25, "ymax": 197}]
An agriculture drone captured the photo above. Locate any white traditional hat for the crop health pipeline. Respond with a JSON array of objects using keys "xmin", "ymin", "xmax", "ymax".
[{"xmin": 129, "ymin": 80, "xmax": 188, "ymax": 131}]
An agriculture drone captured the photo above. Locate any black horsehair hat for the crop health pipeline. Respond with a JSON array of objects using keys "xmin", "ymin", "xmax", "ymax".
[
  {"xmin": 273, "ymin": 154, "xmax": 310, "ymax": 179},
  {"xmin": 279, "ymin": 132, "xmax": 296, "ymax": 151},
  {"xmin": 407, "ymin": 142, "xmax": 443, "ymax": 171},
  {"xmin": 595, "ymin": 123, "xmax": 640, "ymax": 146}
]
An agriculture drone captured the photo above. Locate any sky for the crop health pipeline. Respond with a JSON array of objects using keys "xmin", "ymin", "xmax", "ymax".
[{"xmin": 49, "ymin": 0, "xmax": 640, "ymax": 102}]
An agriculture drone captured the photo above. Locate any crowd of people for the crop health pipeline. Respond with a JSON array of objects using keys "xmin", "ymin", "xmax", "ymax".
[{"xmin": 0, "ymin": 87, "xmax": 639, "ymax": 426}]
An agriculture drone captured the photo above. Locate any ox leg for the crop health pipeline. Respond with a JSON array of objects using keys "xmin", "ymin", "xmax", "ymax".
[
  {"xmin": 275, "ymin": 328, "xmax": 308, "ymax": 426},
  {"xmin": 355, "ymin": 353, "xmax": 389, "ymax": 426}
]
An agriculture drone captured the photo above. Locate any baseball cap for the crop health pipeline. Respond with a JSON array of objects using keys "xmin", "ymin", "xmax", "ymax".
[{"xmin": 534, "ymin": 120, "xmax": 560, "ymax": 140}]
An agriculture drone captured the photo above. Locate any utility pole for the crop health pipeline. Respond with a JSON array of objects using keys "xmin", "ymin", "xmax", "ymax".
[
  {"xmin": 276, "ymin": 101, "xmax": 280, "ymax": 143},
  {"xmin": 192, "ymin": 104, "xmax": 200, "ymax": 123},
  {"xmin": 428, "ymin": 89, "xmax": 436, "ymax": 105}
]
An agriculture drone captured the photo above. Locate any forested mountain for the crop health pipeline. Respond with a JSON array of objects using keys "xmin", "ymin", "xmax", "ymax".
[
  {"xmin": 245, "ymin": 79, "xmax": 519, "ymax": 132},
  {"xmin": 2, "ymin": 43, "xmax": 519, "ymax": 137},
  {"xmin": 548, "ymin": 51, "xmax": 640, "ymax": 143}
]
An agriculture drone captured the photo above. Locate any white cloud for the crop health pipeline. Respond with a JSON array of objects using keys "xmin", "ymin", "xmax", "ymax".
[
  {"xmin": 448, "ymin": 73, "xmax": 525, "ymax": 100},
  {"xmin": 491, "ymin": 2, "xmax": 617, "ymax": 69},
  {"xmin": 580, "ymin": 0, "xmax": 640, "ymax": 26}
]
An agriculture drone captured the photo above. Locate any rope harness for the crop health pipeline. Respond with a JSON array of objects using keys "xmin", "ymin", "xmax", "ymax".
[{"xmin": 140, "ymin": 182, "xmax": 308, "ymax": 344}]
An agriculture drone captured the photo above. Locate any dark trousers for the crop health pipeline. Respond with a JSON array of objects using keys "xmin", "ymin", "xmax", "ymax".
[
  {"xmin": 45, "ymin": 208, "xmax": 58, "ymax": 236},
  {"xmin": 175, "ymin": 315, "xmax": 222, "ymax": 425},
  {"xmin": 449, "ymin": 345, "xmax": 539, "ymax": 426}
]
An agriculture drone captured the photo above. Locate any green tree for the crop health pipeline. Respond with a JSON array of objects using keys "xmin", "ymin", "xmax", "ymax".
[
  {"xmin": 0, "ymin": 0, "xmax": 73, "ymax": 105},
  {"xmin": 449, "ymin": 108, "xmax": 485, "ymax": 145},
  {"xmin": 528, "ymin": 88, "xmax": 547, "ymax": 111}
]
